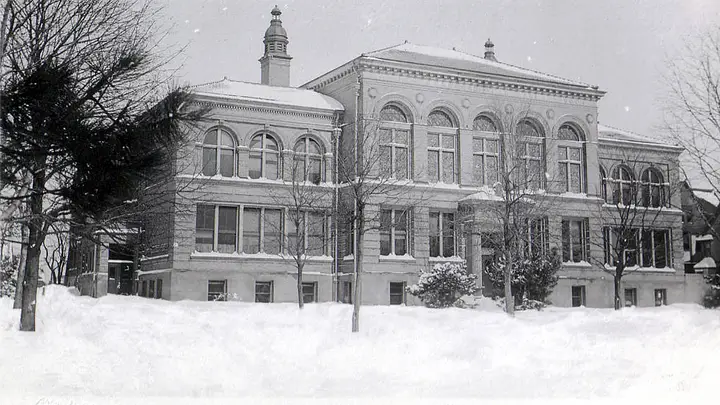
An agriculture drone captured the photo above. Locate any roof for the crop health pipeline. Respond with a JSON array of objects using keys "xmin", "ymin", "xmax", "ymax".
[
  {"xmin": 362, "ymin": 42, "xmax": 596, "ymax": 89},
  {"xmin": 597, "ymin": 124, "xmax": 680, "ymax": 149},
  {"xmin": 190, "ymin": 78, "xmax": 344, "ymax": 111}
]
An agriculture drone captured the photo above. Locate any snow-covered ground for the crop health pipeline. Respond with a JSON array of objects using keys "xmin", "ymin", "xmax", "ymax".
[{"xmin": 1, "ymin": 286, "xmax": 719, "ymax": 401}]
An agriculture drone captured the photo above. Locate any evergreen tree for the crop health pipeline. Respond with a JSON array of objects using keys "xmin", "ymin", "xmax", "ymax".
[{"xmin": 407, "ymin": 261, "xmax": 478, "ymax": 308}]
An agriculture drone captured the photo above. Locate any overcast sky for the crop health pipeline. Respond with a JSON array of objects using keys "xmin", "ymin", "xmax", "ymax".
[{"xmin": 159, "ymin": 0, "xmax": 720, "ymax": 138}]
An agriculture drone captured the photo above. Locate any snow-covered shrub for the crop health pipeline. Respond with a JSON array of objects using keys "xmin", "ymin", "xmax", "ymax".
[
  {"xmin": 485, "ymin": 250, "xmax": 561, "ymax": 310},
  {"xmin": 0, "ymin": 256, "xmax": 18, "ymax": 298},
  {"xmin": 407, "ymin": 261, "xmax": 478, "ymax": 308},
  {"xmin": 703, "ymin": 273, "xmax": 720, "ymax": 308}
]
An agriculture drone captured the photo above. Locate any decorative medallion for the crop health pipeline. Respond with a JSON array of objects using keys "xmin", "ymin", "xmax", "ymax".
[
  {"xmin": 368, "ymin": 87, "xmax": 378, "ymax": 98},
  {"xmin": 586, "ymin": 114, "xmax": 595, "ymax": 124},
  {"xmin": 416, "ymin": 93, "xmax": 425, "ymax": 104},
  {"xmin": 462, "ymin": 98, "xmax": 471, "ymax": 109},
  {"xmin": 546, "ymin": 109, "xmax": 555, "ymax": 119},
  {"xmin": 504, "ymin": 104, "xmax": 514, "ymax": 114}
]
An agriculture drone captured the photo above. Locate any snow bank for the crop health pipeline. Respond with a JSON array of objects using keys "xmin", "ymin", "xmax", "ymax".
[{"xmin": 1, "ymin": 286, "xmax": 719, "ymax": 399}]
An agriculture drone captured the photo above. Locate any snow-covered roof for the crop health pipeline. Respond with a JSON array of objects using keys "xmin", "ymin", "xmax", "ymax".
[
  {"xmin": 597, "ymin": 124, "xmax": 679, "ymax": 149},
  {"xmin": 694, "ymin": 256, "xmax": 716, "ymax": 270},
  {"xmin": 692, "ymin": 189, "xmax": 720, "ymax": 207},
  {"xmin": 363, "ymin": 42, "xmax": 595, "ymax": 89},
  {"xmin": 191, "ymin": 78, "xmax": 344, "ymax": 111},
  {"xmin": 459, "ymin": 188, "xmax": 503, "ymax": 203}
]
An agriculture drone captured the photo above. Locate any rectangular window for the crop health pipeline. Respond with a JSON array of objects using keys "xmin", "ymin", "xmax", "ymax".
[
  {"xmin": 520, "ymin": 142, "xmax": 544, "ymax": 190},
  {"xmin": 219, "ymin": 148, "xmax": 234, "ymax": 177},
  {"xmin": 654, "ymin": 288, "xmax": 667, "ymax": 306},
  {"xmin": 255, "ymin": 281, "xmax": 273, "ymax": 303},
  {"xmin": 156, "ymin": 279, "xmax": 163, "ymax": 299},
  {"xmin": 287, "ymin": 211, "xmax": 328, "ymax": 257},
  {"xmin": 341, "ymin": 281, "xmax": 352, "ymax": 304},
  {"xmin": 208, "ymin": 280, "xmax": 227, "ymax": 301},
  {"xmin": 217, "ymin": 206, "xmax": 237, "ymax": 253},
  {"xmin": 149, "ymin": 280, "xmax": 155, "ymax": 299},
  {"xmin": 427, "ymin": 133, "xmax": 456, "ymax": 184},
  {"xmin": 380, "ymin": 209, "xmax": 410, "ymax": 256},
  {"xmin": 624, "ymin": 288, "xmax": 637, "ymax": 307},
  {"xmin": 527, "ymin": 217, "xmax": 548, "ymax": 256},
  {"xmin": 141, "ymin": 280, "xmax": 147, "ymax": 298},
  {"xmin": 263, "ymin": 209, "xmax": 282, "ymax": 254},
  {"xmin": 558, "ymin": 146, "xmax": 583, "ymax": 193},
  {"xmin": 561, "ymin": 219, "xmax": 589, "ymax": 263},
  {"xmin": 195, "ymin": 205, "xmax": 215, "ymax": 252},
  {"xmin": 379, "ymin": 128, "xmax": 410, "ymax": 180},
  {"xmin": 389, "ymin": 282, "xmax": 406, "ymax": 305},
  {"xmin": 302, "ymin": 282, "xmax": 317, "ymax": 303},
  {"xmin": 243, "ymin": 208, "xmax": 261, "ymax": 254},
  {"xmin": 429, "ymin": 211, "xmax": 455, "ymax": 258},
  {"xmin": 307, "ymin": 212, "xmax": 326, "ymax": 256},
  {"xmin": 473, "ymin": 137, "xmax": 499, "ymax": 186},
  {"xmin": 605, "ymin": 228, "xmax": 670, "ymax": 269},
  {"xmin": 571, "ymin": 286, "xmax": 586, "ymax": 307}
]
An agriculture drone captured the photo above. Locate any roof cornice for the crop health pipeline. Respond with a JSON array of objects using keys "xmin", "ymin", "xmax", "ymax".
[
  {"xmin": 304, "ymin": 56, "xmax": 606, "ymax": 101},
  {"xmin": 598, "ymin": 136, "xmax": 684, "ymax": 153},
  {"xmin": 191, "ymin": 93, "xmax": 337, "ymax": 122}
]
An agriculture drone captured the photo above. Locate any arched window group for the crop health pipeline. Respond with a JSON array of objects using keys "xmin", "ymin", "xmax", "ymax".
[
  {"xmin": 472, "ymin": 114, "xmax": 500, "ymax": 186},
  {"xmin": 557, "ymin": 123, "xmax": 585, "ymax": 193},
  {"xmin": 603, "ymin": 165, "xmax": 666, "ymax": 207},
  {"xmin": 249, "ymin": 132, "xmax": 280, "ymax": 180},
  {"xmin": 378, "ymin": 104, "xmax": 411, "ymax": 180},
  {"xmin": 516, "ymin": 118, "xmax": 545, "ymax": 190},
  {"xmin": 427, "ymin": 108, "xmax": 458, "ymax": 184},
  {"xmin": 293, "ymin": 136, "xmax": 324, "ymax": 184}
]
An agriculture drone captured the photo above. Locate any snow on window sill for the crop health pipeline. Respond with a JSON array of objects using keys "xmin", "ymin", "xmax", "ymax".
[
  {"xmin": 562, "ymin": 260, "xmax": 592, "ymax": 268},
  {"xmin": 180, "ymin": 174, "xmax": 335, "ymax": 188},
  {"xmin": 343, "ymin": 254, "xmax": 354, "ymax": 261},
  {"xmin": 600, "ymin": 203, "xmax": 683, "ymax": 214},
  {"xmin": 603, "ymin": 263, "xmax": 677, "ymax": 273},
  {"xmin": 191, "ymin": 251, "xmax": 333, "ymax": 262},
  {"xmin": 140, "ymin": 254, "xmax": 169, "ymax": 262},
  {"xmin": 428, "ymin": 255, "xmax": 464, "ymax": 263},
  {"xmin": 379, "ymin": 254, "xmax": 416, "ymax": 262}
]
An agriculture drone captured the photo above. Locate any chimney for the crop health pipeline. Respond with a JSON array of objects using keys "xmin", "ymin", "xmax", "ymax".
[
  {"xmin": 484, "ymin": 38, "xmax": 497, "ymax": 62},
  {"xmin": 259, "ymin": 5, "xmax": 292, "ymax": 86}
]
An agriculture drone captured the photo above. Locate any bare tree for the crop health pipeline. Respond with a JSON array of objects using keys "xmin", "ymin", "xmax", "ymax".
[
  {"xmin": 664, "ymin": 26, "xmax": 720, "ymax": 241},
  {"xmin": 42, "ymin": 223, "xmax": 68, "ymax": 284},
  {"xmin": 268, "ymin": 148, "xmax": 333, "ymax": 309},
  {"xmin": 461, "ymin": 108, "xmax": 562, "ymax": 316},
  {"xmin": 590, "ymin": 152, "xmax": 678, "ymax": 309}
]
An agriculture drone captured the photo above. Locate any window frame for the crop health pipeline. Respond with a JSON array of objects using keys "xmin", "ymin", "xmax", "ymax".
[
  {"xmin": 429, "ymin": 211, "xmax": 456, "ymax": 258},
  {"xmin": 293, "ymin": 136, "xmax": 325, "ymax": 184},
  {"xmin": 654, "ymin": 288, "xmax": 667, "ymax": 306},
  {"xmin": 301, "ymin": 282, "xmax": 318, "ymax": 303},
  {"xmin": 156, "ymin": 279, "xmax": 163, "ymax": 299},
  {"xmin": 472, "ymin": 136, "xmax": 500, "ymax": 187},
  {"xmin": 340, "ymin": 281, "xmax": 352, "ymax": 304},
  {"xmin": 201, "ymin": 127, "xmax": 236, "ymax": 177},
  {"xmin": 624, "ymin": 288, "xmax": 637, "ymax": 307},
  {"xmin": 427, "ymin": 131, "xmax": 458, "ymax": 184},
  {"xmin": 255, "ymin": 281, "xmax": 274, "ymax": 303},
  {"xmin": 208, "ymin": 280, "xmax": 227, "ymax": 302},
  {"xmin": 378, "ymin": 124, "xmax": 411, "ymax": 181},
  {"xmin": 195, "ymin": 205, "xmax": 289, "ymax": 255},
  {"xmin": 248, "ymin": 132, "xmax": 281, "ymax": 180},
  {"xmin": 561, "ymin": 218, "xmax": 589, "ymax": 263},
  {"xmin": 571, "ymin": 285, "xmax": 586, "ymax": 307},
  {"xmin": 379, "ymin": 208, "xmax": 411, "ymax": 256},
  {"xmin": 516, "ymin": 119, "xmax": 546, "ymax": 190},
  {"xmin": 286, "ymin": 210, "xmax": 329, "ymax": 257},
  {"xmin": 603, "ymin": 227, "xmax": 671, "ymax": 269},
  {"xmin": 611, "ymin": 166, "xmax": 635, "ymax": 206},
  {"xmin": 389, "ymin": 282, "xmax": 407, "ymax": 305},
  {"xmin": 640, "ymin": 168, "xmax": 666, "ymax": 208}
]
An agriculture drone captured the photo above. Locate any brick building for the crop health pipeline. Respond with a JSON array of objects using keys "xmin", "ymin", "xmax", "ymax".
[{"xmin": 130, "ymin": 7, "xmax": 706, "ymax": 307}]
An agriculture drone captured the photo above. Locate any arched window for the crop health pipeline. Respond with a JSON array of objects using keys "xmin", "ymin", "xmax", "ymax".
[
  {"xmin": 473, "ymin": 115, "xmax": 498, "ymax": 132},
  {"xmin": 558, "ymin": 124, "xmax": 581, "ymax": 141},
  {"xmin": 293, "ymin": 137, "xmax": 324, "ymax": 184},
  {"xmin": 249, "ymin": 133, "xmax": 280, "ymax": 180},
  {"xmin": 599, "ymin": 166, "xmax": 608, "ymax": 202},
  {"xmin": 202, "ymin": 128, "xmax": 235, "ymax": 177},
  {"xmin": 557, "ymin": 123, "xmax": 585, "ymax": 193},
  {"xmin": 612, "ymin": 166, "xmax": 635, "ymax": 205},
  {"xmin": 516, "ymin": 119, "xmax": 545, "ymax": 190},
  {"xmin": 379, "ymin": 104, "xmax": 411, "ymax": 180},
  {"xmin": 472, "ymin": 114, "xmax": 500, "ymax": 186},
  {"xmin": 379, "ymin": 104, "xmax": 408, "ymax": 123},
  {"xmin": 427, "ymin": 109, "xmax": 458, "ymax": 183},
  {"xmin": 427, "ymin": 110, "xmax": 455, "ymax": 127},
  {"xmin": 641, "ymin": 168, "xmax": 665, "ymax": 207}
]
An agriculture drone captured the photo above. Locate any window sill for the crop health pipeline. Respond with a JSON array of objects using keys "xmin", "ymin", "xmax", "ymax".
[
  {"xmin": 191, "ymin": 251, "xmax": 333, "ymax": 262},
  {"xmin": 603, "ymin": 264, "xmax": 677, "ymax": 273},
  {"xmin": 379, "ymin": 254, "xmax": 416, "ymax": 262},
  {"xmin": 183, "ymin": 174, "xmax": 335, "ymax": 187},
  {"xmin": 562, "ymin": 261, "xmax": 592, "ymax": 268},
  {"xmin": 428, "ymin": 256, "xmax": 464, "ymax": 263}
]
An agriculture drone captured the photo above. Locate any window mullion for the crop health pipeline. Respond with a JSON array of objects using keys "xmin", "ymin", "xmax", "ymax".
[
  {"xmin": 213, "ymin": 205, "xmax": 219, "ymax": 252},
  {"xmin": 238, "ymin": 205, "xmax": 244, "ymax": 253},
  {"xmin": 260, "ymin": 208, "xmax": 265, "ymax": 253}
]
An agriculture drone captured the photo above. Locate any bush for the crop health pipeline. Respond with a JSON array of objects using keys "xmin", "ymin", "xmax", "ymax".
[
  {"xmin": 703, "ymin": 273, "xmax": 720, "ymax": 308},
  {"xmin": 485, "ymin": 250, "xmax": 561, "ymax": 310},
  {"xmin": 1, "ymin": 255, "xmax": 18, "ymax": 298},
  {"xmin": 407, "ymin": 261, "xmax": 478, "ymax": 308}
]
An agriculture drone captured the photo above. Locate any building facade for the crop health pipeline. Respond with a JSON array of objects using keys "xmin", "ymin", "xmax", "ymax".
[{"xmin": 132, "ymin": 7, "xmax": 706, "ymax": 307}]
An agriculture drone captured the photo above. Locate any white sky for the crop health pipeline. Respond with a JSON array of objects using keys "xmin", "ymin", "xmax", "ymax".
[{"xmin": 158, "ymin": 0, "xmax": 720, "ymax": 138}]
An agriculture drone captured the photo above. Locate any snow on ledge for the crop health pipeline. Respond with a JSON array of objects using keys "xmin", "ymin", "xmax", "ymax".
[
  {"xmin": 191, "ymin": 251, "xmax": 333, "ymax": 262},
  {"xmin": 379, "ymin": 254, "xmax": 417, "ymax": 262},
  {"xmin": 604, "ymin": 264, "xmax": 678, "ymax": 273},
  {"xmin": 428, "ymin": 256, "xmax": 465, "ymax": 263},
  {"xmin": 140, "ymin": 254, "xmax": 169, "ymax": 262},
  {"xmin": 563, "ymin": 260, "xmax": 592, "ymax": 268}
]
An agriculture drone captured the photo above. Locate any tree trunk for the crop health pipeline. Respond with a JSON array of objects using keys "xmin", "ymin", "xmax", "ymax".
[
  {"xmin": 297, "ymin": 261, "xmax": 304, "ymax": 309},
  {"xmin": 20, "ymin": 229, "xmax": 41, "ymax": 331},
  {"xmin": 352, "ymin": 222, "xmax": 363, "ymax": 333},
  {"xmin": 503, "ymin": 254, "xmax": 515, "ymax": 316},
  {"xmin": 13, "ymin": 224, "xmax": 27, "ymax": 309},
  {"xmin": 613, "ymin": 268, "xmax": 623, "ymax": 310}
]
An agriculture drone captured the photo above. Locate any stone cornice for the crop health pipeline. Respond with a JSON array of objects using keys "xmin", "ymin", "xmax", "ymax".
[
  {"xmin": 191, "ymin": 96, "xmax": 337, "ymax": 123},
  {"xmin": 305, "ymin": 57, "xmax": 605, "ymax": 102}
]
